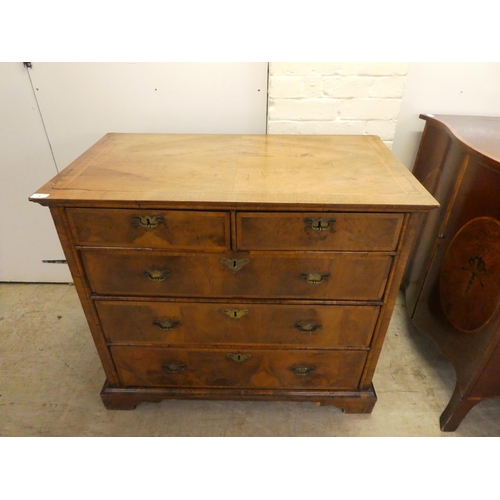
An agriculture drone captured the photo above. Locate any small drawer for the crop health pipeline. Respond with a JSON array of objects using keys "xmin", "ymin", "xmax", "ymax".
[
  {"xmin": 67, "ymin": 208, "xmax": 230, "ymax": 250},
  {"xmin": 237, "ymin": 212, "xmax": 403, "ymax": 251},
  {"xmin": 111, "ymin": 346, "xmax": 367, "ymax": 390},
  {"xmin": 81, "ymin": 249, "xmax": 392, "ymax": 301},
  {"xmin": 96, "ymin": 300, "xmax": 380, "ymax": 347}
]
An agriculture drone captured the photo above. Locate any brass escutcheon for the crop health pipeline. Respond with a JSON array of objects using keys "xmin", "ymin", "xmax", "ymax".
[
  {"xmin": 300, "ymin": 272, "xmax": 330, "ymax": 285},
  {"xmin": 223, "ymin": 309, "xmax": 249, "ymax": 320},
  {"xmin": 226, "ymin": 353, "xmax": 251, "ymax": 363},
  {"xmin": 221, "ymin": 257, "xmax": 250, "ymax": 272},
  {"xmin": 294, "ymin": 322, "xmax": 322, "ymax": 333},
  {"xmin": 143, "ymin": 269, "xmax": 170, "ymax": 282},
  {"xmin": 132, "ymin": 214, "xmax": 164, "ymax": 231},
  {"xmin": 304, "ymin": 217, "xmax": 336, "ymax": 232},
  {"xmin": 153, "ymin": 320, "xmax": 180, "ymax": 331},
  {"xmin": 162, "ymin": 362, "xmax": 186, "ymax": 374},
  {"xmin": 291, "ymin": 365, "xmax": 316, "ymax": 376}
]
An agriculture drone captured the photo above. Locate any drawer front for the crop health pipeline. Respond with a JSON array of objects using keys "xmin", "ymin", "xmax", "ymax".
[
  {"xmin": 111, "ymin": 346, "xmax": 367, "ymax": 390},
  {"xmin": 82, "ymin": 249, "xmax": 392, "ymax": 300},
  {"xmin": 237, "ymin": 212, "xmax": 404, "ymax": 251},
  {"xmin": 67, "ymin": 208, "xmax": 230, "ymax": 250},
  {"xmin": 96, "ymin": 300, "xmax": 379, "ymax": 347}
]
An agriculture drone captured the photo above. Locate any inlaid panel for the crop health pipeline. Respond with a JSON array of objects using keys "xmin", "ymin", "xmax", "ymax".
[{"xmin": 439, "ymin": 217, "xmax": 500, "ymax": 332}]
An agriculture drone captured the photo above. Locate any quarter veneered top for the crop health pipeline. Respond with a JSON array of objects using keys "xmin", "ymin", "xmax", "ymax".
[
  {"xmin": 421, "ymin": 114, "xmax": 500, "ymax": 164},
  {"xmin": 30, "ymin": 134, "xmax": 438, "ymax": 211}
]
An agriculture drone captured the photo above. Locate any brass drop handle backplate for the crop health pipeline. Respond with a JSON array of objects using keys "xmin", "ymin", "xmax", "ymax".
[
  {"xmin": 221, "ymin": 258, "xmax": 250, "ymax": 272},
  {"xmin": 304, "ymin": 217, "xmax": 336, "ymax": 232},
  {"xmin": 153, "ymin": 320, "xmax": 180, "ymax": 331},
  {"xmin": 295, "ymin": 322, "xmax": 322, "ymax": 334},
  {"xmin": 143, "ymin": 269, "xmax": 170, "ymax": 282},
  {"xmin": 162, "ymin": 362, "xmax": 187, "ymax": 374},
  {"xmin": 132, "ymin": 214, "xmax": 164, "ymax": 231},
  {"xmin": 223, "ymin": 309, "xmax": 248, "ymax": 320},
  {"xmin": 291, "ymin": 365, "xmax": 316, "ymax": 376},
  {"xmin": 227, "ymin": 353, "xmax": 251, "ymax": 363},
  {"xmin": 300, "ymin": 272, "xmax": 330, "ymax": 285}
]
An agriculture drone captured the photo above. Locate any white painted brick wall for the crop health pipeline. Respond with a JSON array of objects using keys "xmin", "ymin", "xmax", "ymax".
[{"xmin": 267, "ymin": 62, "xmax": 410, "ymax": 149}]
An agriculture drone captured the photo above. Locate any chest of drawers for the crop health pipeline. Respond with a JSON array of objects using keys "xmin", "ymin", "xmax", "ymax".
[{"xmin": 30, "ymin": 134, "xmax": 437, "ymax": 413}]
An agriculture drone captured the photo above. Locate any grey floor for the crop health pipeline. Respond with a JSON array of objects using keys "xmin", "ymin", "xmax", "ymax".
[{"xmin": 1, "ymin": 282, "xmax": 500, "ymax": 436}]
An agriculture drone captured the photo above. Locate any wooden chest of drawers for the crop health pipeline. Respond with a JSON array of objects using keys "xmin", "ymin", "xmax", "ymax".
[{"xmin": 30, "ymin": 134, "xmax": 437, "ymax": 412}]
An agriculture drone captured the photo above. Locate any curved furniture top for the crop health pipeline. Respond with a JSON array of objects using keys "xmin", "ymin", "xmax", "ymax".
[
  {"xmin": 407, "ymin": 113, "xmax": 500, "ymax": 431},
  {"xmin": 420, "ymin": 114, "xmax": 500, "ymax": 166}
]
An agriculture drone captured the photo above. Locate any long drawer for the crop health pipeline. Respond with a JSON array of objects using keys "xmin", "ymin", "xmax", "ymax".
[
  {"xmin": 81, "ymin": 249, "xmax": 392, "ymax": 300},
  {"xmin": 237, "ymin": 212, "xmax": 404, "ymax": 251},
  {"xmin": 67, "ymin": 208, "xmax": 230, "ymax": 250},
  {"xmin": 111, "ymin": 346, "xmax": 367, "ymax": 390},
  {"xmin": 96, "ymin": 300, "xmax": 379, "ymax": 347}
]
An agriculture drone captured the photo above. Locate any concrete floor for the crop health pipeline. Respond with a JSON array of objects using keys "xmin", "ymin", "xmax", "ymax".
[{"xmin": 1, "ymin": 282, "xmax": 500, "ymax": 436}]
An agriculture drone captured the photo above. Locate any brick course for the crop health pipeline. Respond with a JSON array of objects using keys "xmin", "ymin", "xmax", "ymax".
[{"xmin": 267, "ymin": 62, "xmax": 409, "ymax": 149}]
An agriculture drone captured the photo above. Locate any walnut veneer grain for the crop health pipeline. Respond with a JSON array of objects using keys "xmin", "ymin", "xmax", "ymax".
[
  {"xmin": 403, "ymin": 114, "xmax": 500, "ymax": 431},
  {"xmin": 30, "ymin": 134, "xmax": 437, "ymax": 413}
]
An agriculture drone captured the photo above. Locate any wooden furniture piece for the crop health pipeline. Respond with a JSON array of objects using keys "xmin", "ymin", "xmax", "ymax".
[
  {"xmin": 403, "ymin": 114, "xmax": 500, "ymax": 431},
  {"xmin": 30, "ymin": 134, "xmax": 437, "ymax": 413}
]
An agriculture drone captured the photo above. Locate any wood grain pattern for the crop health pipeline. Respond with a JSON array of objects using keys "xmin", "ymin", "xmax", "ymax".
[
  {"xmin": 237, "ymin": 212, "xmax": 403, "ymax": 251},
  {"xmin": 439, "ymin": 217, "xmax": 500, "ymax": 332},
  {"xmin": 48, "ymin": 207, "xmax": 120, "ymax": 386},
  {"xmin": 360, "ymin": 213, "xmax": 420, "ymax": 388},
  {"xmin": 403, "ymin": 114, "xmax": 500, "ymax": 431},
  {"xmin": 30, "ymin": 134, "xmax": 438, "ymax": 210},
  {"xmin": 81, "ymin": 249, "xmax": 393, "ymax": 301},
  {"xmin": 29, "ymin": 133, "xmax": 437, "ymax": 414},
  {"xmin": 96, "ymin": 300, "xmax": 379, "ymax": 347},
  {"xmin": 67, "ymin": 208, "xmax": 230, "ymax": 250},
  {"xmin": 99, "ymin": 381, "xmax": 378, "ymax": 412},
  {"xmin": 111, "ymin": 346, "xmax": 367, "ymax": 390}
]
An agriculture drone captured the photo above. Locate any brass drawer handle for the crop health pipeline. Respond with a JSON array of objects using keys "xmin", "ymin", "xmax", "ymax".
[
  {"xmin": 153, "ymin": 320, "xmax": 180, "ymax": 331},
  {"xmin": 221, "ymin": 258, "xmax": 249, "ymax": 272},
  {"xmin": 300, "ymin": 272, "xmax": 330, "ymax": 285},
  {"xmin": 132, "ymin": 214, "xmax": 164, "ymax": 231},
  {"xmin": 162, "ymin": 362, "xmax": 186, "ymax": 374},
  {"xmin": 291, "ymin": 365, "xmax": 316, "ymax": 376},
  {"xmin": 295, "ymin": 322, "xmax": 322, "ymax": 334},
  {"xmin": 143, "ymin": 269, "xmax": 170, "ymax": 282},
  {"xmin": 304, "ymin": 217, "xmax": 336, "ymax": 232},
  {"xmin": 222, "ymin": 309, "xmax": 248, "ymax": 320},
  {"xmin": 227, "ymin": 353, "xmax": 251, "ymax": 363}
]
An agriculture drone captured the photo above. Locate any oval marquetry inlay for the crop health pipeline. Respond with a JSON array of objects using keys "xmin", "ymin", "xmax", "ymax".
[{"xmin": 439, "ymin": 217, "xmax": 500, "ymax": 332}]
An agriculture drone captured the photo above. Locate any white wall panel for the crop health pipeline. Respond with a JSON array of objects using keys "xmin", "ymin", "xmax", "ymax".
[
  {"xmin": 392, "ymin": 62, "xmax": 500, "ymax": 169},
  {"xmin": 2, "ymin": 62, "xmax": 268, "ymax": 282},
  {"xmin": 28, "ymin": 62, "xmax": 268, "ymax": 170},
  {"xmin": 0, "ymin": 63, "xmax": 71, "ymax": 282}
]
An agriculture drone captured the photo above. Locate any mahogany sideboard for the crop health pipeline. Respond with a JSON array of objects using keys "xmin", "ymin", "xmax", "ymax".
[
  {"xmin": 403, "ymin": 114, "xmax": 500, "ymax": 431},
  {"xmin": 30, "ymin": 134, "xmax": 437, "ymax": 413}
]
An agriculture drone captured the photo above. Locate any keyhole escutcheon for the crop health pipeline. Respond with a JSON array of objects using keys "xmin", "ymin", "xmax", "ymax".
[{"xmin": 220, "ymin": 258, "xmax": 250, "ymax": 272}]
